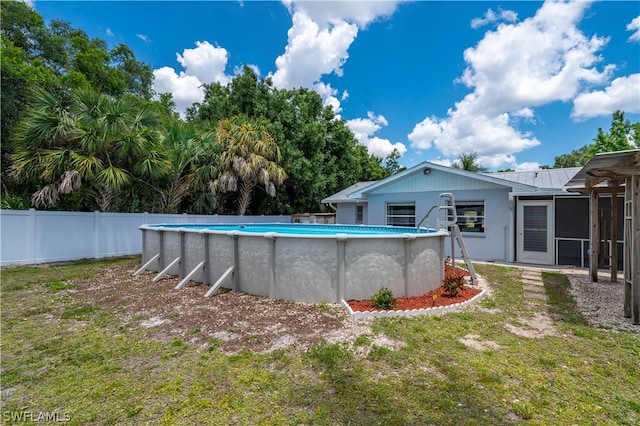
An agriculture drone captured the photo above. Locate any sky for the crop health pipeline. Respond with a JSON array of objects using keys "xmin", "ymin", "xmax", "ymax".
[{"xmin": 32, "ymin": 0, "xmax": 640, "ymax": 171}]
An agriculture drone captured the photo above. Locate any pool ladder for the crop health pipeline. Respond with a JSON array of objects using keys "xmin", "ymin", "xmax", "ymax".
[{"xmin": 418, "ymin": 193, "xmax": 477, "ymax": 283}]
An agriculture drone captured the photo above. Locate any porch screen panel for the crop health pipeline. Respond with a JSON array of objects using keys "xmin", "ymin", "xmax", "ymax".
[{"xmin": 523, "ymin": 205, "xmax": 547, "ymax": 252}]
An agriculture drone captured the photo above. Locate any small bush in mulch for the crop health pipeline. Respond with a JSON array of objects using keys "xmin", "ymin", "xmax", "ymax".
[
  {"xmin": 442, "ymin": 273, "xmax": 466, "ymax": 297},
  {"xmin": 372, "ymin": 286, "xmax": 397, "ymax": 310}
]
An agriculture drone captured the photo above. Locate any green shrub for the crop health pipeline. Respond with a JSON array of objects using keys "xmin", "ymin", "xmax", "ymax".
[
  {"xmin": 443, "ymin": 273, "xmax": 466, "ymax": 297},
  {"xmin": 373, "ymin": 286, "xmax": 397, "ymax": 309}
]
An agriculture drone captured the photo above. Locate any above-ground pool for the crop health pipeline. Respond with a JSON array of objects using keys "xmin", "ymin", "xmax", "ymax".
[{"xmin": 137, "ymin": 223, "xmax": 448, "ymax": 304}]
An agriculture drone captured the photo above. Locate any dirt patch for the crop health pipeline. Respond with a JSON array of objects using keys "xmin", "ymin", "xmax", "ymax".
[
  {"xmin": 459, "ymin": 333, "xmax": 502, "ymax": 351},
  {"xmin": 504, "ymin": 313, "xmax": 558, "ymax": 339},
  {"xmin": 67, "ymin": 261, "xmax": 388, "ymax": 354}
]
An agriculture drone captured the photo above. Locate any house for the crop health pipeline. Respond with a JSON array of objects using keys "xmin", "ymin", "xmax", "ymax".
[{"xmin": 322, "ymin": 161, "xmax": 625, "ymax": 268}]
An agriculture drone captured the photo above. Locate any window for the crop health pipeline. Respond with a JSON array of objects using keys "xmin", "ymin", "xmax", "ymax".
[
  {"xmin": 355, "ymin": 205, "xmax": 364, "ymax": 224},
  {"xmin": 386, "ymin": 202, "xmax": 415, "ymax": 227},
  {"xmin": 453, "ymin": 201, "xmax": 485, "ymax": 233}
]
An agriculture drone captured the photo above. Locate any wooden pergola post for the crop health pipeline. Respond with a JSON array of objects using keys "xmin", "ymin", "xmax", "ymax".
[
  {"xmin": 589, "ymin": 189, "xmax": 599, "ymax": 282},
  {"xmin": 625, "ymin": 174, "xmax": 640, "ymax": 324},
  {"xmin": 611, "ymin": 189, "xmax": 618, "ymax": 282},
  {"xmin": 565, "ymin": 150, "xmax": 639, "ymax": 325}
]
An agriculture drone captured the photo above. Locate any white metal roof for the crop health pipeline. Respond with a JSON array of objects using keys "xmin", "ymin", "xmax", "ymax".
[{"xmin": 487, "ymin": 167, "xmax": 581, "ymax": 190}]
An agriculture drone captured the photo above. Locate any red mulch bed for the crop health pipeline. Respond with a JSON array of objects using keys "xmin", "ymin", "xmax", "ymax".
[{"xmin": 347, "ymin": 265, "xmax": 481, "ymax": 312}]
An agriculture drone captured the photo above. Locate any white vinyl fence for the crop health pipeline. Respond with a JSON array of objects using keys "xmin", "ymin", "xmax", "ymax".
[{"xmin": 0, "ymin": 209, "xmax": 290, "ymax": 267}]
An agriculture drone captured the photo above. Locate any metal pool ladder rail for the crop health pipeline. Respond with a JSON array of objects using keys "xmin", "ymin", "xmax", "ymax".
[{"xmin": 419, "ymin": 193, "xmax": 478, "ymax": 283}]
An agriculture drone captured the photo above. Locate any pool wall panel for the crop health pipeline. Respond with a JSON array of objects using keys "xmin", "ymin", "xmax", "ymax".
[
  {"xmin": 163, "ymin": 231, "xmax": 182, "ymax": 276},
  {"xmin": 237, "ymin": 235, "xmax": 270, "ymax": 297},
  {"xmin": 209, "ymin": 234, "xmax": 235, "ymax": 288},
  {"xmin": 345, "ymin": 239, "xmax": 405, "ymax": 301},
  {"xmin": 183, "ymin": 232, "xmax": 205, "ymax": 282},
  {"xmin": 275, "ymin": 238, "xmax": 337, "ymax": 303}
]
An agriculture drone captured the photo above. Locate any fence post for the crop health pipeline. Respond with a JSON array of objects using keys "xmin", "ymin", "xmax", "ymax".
[
  {"xmin": 93, "ymin": 211, "xmax": 100, "ymax": 259},
  {"xmin": 28, "ymin": 208, "xmax": 36, "ymax": 264}
]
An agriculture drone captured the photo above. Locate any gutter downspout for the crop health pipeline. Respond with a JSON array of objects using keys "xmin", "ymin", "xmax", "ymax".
[{"xmin": 508, "ymin": 193, "xmax": 515, "ymax": 262}]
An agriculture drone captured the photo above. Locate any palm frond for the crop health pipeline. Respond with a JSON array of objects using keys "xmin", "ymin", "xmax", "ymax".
[
  {"xmin": 59, "ymin": 170, "xmax": 82, "ymax": 194},
  {"xmin": 97, "ymin": 166, "xmax": 130, "ymax": 192},
  {"xmin": 31, "ymin": 184, "xmax": 60, "ymax": 208},
  {"xmin": 71, "ymin": 152, "xmax": 103, "ymax": 179}
]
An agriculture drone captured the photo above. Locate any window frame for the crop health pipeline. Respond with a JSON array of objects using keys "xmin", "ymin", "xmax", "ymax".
[
  {"xmin": 355, "ymin": 205, "xmax": 364, "ymax": 224},
  {"xmin": 452, "ymin": 200, "xmax": 485, "ymax": 234},
  {"xmin": 386, "ymin": 202, "xmax": 416, "ymax": 227}
]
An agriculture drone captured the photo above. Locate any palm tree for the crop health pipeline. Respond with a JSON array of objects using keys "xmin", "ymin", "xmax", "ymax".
[
  {"xmin": 10, "ymin": 87, "xmax": 171, "ymax": 211},
  {"xmin": 210, "ymin": 116, "xmax": 287, "ymax": 215},
  {"xmin": 452, "ymin": 152, "xmax": 487, "ymax": 173},
  {"xmin": 158, "ymin": 120, "xmax": 219, "ymax": 213}
]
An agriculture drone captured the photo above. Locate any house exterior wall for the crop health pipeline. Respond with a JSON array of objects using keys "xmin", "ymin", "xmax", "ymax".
[
  {"xmin": 336, "ymin": 203, "xmax": 367, "ymax": 225},
  {"xmin": 365, "ymin": 187, "xmax": 511, "ymax": 262}
]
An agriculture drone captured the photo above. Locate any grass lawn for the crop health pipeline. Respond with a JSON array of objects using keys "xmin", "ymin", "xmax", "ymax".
[{"xmin": 1, "ymin": 258, "xmax": 639, "ymax": 425}]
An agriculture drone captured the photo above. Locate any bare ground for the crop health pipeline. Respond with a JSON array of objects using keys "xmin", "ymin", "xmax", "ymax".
[
  {"xmin": 61, "ymin": 260, "xmax": 637, "ymax": 355},
  {"xmin": 67, "ymin": 260, "xmax": 383, "ymax": 354}
]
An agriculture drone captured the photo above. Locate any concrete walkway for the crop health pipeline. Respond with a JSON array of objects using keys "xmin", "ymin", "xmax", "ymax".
[{"xmin": 521, "ymin": 269, "xmax": 548, "ymax": 303}]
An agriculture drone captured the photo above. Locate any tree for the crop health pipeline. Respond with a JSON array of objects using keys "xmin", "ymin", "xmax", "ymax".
[
  {"xmin": 210, "ymin": 116, "xmax": 287, "ymax": 215},
  {"xmin": 10, "ymin": 88, "xmax": 171, "ymax": 211},
  {"xmin": 1, "ymin": 2, "xmax": 154, "ymax": 197},
  {"xmin": 384, "ymin": 148, "xmax": 406, "ymax": 175},
  {"xmin": 158, "ymin": 120, "xmax": 220, "ymax": 214},
  {"xmin": 552, "ymin": 144, "xmax": 592, "ymax": 168},
  {"xmin": 551, "ymin": 110, "xmax": 638, "ymax": 168},
  {"xmin": 591, "ymin": 110, "xmax": 636, "ymax": 155},
  {"xmin": 188, "ymin": 67, "xmax": 388, "ymax": 213},
  {"xmin": 452, "ymin": 153, "xmax": 487, "ymax": 172}
]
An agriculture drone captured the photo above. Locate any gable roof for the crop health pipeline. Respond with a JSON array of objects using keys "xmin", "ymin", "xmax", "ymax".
[
  {"xmin": 321, "ymin": 162, "xmax": 540, "ymax": 204},
  {"xmin": 321, "ymin": 161, "xmax": 590, "ymax": 205},
  {"xmin": 321, "ymin": 181, "xmax": 377, "ymax": 204},
  {"xmin": 353, "ymin": 161, "xmax": 537, "ymax": 198}
]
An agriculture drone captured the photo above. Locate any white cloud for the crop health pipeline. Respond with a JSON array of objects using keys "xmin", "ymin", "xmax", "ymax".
[
  {"xmin": 152, "ymin": 41, "xmax": 232, "ymax": 117},
  {"xmin": 410, "ymin": 0, "xmax": 615, "ymax": 169},
  {"xmin": 470, "ymin": 8, "xmax": 518, "ymax": 29},
  {"xmin": 313, "ymin": 82, "xmax": 342, "ymax": 113},
  {"xmin": 627, "ymin": 15, "xmax": 640, "ymax": 42},
  {"xmin": 285, "ymin": 0, "xmax": 401, "ymax": 29},
  {"xmin": 270, "ymin": 1, "xmax": 404, "ymax": 157},
  {"xmin": 106, "ymin": 28, "xmax": 114, "ymax": 37},
  {"xmin": 514, "ymin": 162, "xmax": 541, "ymax": 171},
  {"xmin": 136, "ymin": 34, "xmax": 149, "ymax": 43},
  {"xmin": 152, "ymin": 67, "xmax": 206, "ymax": 117},
  {"xmin": 270, "ymin": 10, "xmax": 357, "ymax": 90},
  {"xmin": 346, "ymin": 112, "xmax": 406, "ymax": 159},
  {"xmin": 177, "ymin": 41, "xmax": 230, "ymax": 86},
  {"xmin": 572, "ymin": 73, "xmax": 640, "ymax": 119}
]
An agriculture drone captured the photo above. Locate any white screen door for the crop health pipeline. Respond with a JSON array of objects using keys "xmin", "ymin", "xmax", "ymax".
[{"xmin": 517, "ymin": 201, "xmax": 553, "ymax": 265}]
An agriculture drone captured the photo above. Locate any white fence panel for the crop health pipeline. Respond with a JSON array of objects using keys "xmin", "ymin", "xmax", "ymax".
[
  {"xmin": 34, "ymin": 211, "xmax": 95, "ymax": 263},
  {"xmin": 0, "ymin": 210, "xmax": 33, "ymax": 265},
  {"xmin": 96, "ymin": 212, "xmax": 146, "ymax": 258},
  {"xmin": 0, "ymin": 209, "xmax": 291, "ymax": 267}
]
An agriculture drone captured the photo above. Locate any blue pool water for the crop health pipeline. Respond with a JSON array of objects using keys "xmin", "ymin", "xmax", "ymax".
[{"xmin": 151, "ymin": 223, "xmax": 433, "ymax": 235}]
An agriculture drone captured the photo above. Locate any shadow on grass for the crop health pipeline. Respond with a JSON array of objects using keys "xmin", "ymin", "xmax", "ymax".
[{"xmin": 541, "ymin": 271, "xmax": 589, "ymax": 327}]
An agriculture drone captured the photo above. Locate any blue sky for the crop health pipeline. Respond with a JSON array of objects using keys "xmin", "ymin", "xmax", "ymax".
[{"xmin": 33, "ymin": 0, "xmax": 640, "ymax": 171}]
